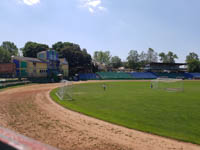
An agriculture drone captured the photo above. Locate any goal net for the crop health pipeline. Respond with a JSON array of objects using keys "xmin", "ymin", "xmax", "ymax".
[
  {"xmin": 151, "ymin": 78, "xmax": 184, "ymax": 92},
  {"xmin": 56, "ymin": 80, "xmax": 73, "ymax": 100}
]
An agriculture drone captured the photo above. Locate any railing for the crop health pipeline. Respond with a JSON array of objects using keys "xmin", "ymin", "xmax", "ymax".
[{"xmin": 0, "ymin": 126, "xmax": 58, "ymax": 150}]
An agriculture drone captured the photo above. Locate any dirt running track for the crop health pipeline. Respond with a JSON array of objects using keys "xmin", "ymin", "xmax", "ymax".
[{"xmin": 0, "ymin": 82, "xmax": 200, "ymax": 150}]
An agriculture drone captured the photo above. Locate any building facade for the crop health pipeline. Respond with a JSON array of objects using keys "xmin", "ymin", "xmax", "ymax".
[{"xmin": 12, "ymin": 50, "xmax": 68, "ymax": 79}]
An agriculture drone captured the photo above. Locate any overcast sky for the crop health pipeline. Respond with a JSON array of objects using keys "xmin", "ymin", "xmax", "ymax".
[{"xmin": 1, "ymin": 0, "xmax": 200, "ymax": 62}]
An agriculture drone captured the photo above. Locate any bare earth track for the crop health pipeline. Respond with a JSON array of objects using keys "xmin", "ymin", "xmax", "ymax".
[{"xmin": 0, "ymin": 81, "xmax": 200, "ymax": 150}]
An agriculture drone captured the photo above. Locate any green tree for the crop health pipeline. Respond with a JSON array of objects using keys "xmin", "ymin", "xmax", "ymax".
[
  {"xmin": 111, "ymin": 56, "xmax": 122, "ymax": 68},
  {"xmin": 22, "ymin": 42, "xmax": 49, "ymax": 58},
  {"xmin": 146, "ymin": 48, "xmax": 158, "ymax": 63},
  {"xmin": 168, "ymin": 51, "xmax": 178, "ymax": 63},
  {"xmin": 93, "ymin": 51, "xmax": 111, "ymax": 66},
  {"xmin": 122, "ymin": 61, "xmax": 129, "ymax": 68},
  {"xmin": 127, "ymin": 50, "xmax": 140, "ymax": 69},
  {"xmin": 186, "ymin": 52, "xmax": 199, "ymax": 63},
  {"xmin": 52, "ymin": 42, "xmax": 92, "ymax": 75},
  {"xmin": 0, "ymin": 47, "xmax": 11, "ymax": 63},
  {"xmin": 139, "ymin": 51, "xmax": 147, "ymax": 68},
  {"xmin": 187, "ymin": 59, "xmax": 200, "ymax": 72},
  {"xmin": 159, "ymin": 52, "xmax": 167, "ymax": 63},
  {"xmin": 159, "ymin": 51, "xmax": 178, "ymax": 63},
  {"xmin": 186, "ymin": 52, "xmax": 200, "ymax": 72},
  {"xmin": 1, "ymin": 41, "xmax": 18, "ymax": 56}
]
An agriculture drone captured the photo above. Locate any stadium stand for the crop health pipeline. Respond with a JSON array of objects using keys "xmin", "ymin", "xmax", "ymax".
[
  {"xmin": 129, "ymin": 72, "xmax": 157, "ymax": 79},
  {"xmin": 96, "ymin": 72, "xmax": 132, "ymax": 80},
  {"xmin": 78, "ymin": 72, "xmax": 200, "ymax": 80},
  {"xmin": 155, "ymin": 72, "xmax": 185, "ymax": 79},
  {"xmin": 184, "ymin": 73, "xmax": 194, "ymax": 79},
  {"xmin": 186, "ymin": 73, "xmax": 200, "ymax": 79},
  {"xmin": 79, "ymin": 73, "xmax": 98, "ymax": 80}
]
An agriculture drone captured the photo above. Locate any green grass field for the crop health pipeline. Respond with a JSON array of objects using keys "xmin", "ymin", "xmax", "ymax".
[{"xmin": 50, "ymin": 81, "xmax": 200, "ymax": 144}]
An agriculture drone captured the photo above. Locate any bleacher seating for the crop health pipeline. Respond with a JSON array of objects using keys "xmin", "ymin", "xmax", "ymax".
[
  {"xmin": 155, "ymin": 72, "xmax": 185, "ymax": 79},
  {"xmin": 129, "ymin": 72, "xmax": 157, "ymax": 79},
  {"xmin": 96, "ymin": 72, "xmax": 132, "ymax": 80},
  {"xmin": 184, "ymin": 73, "xmax": 193, "ymax": 79},
  {"xmin": 79, "ymin": 73, "xmax": 98, "ymax": 80},
  {"xmin": 78, "ymin": 72, "xmax": 200, "ymax": 80},
  {"xmin": 186, "ymin": 73, "xmax": 200, "ymax": 79}
]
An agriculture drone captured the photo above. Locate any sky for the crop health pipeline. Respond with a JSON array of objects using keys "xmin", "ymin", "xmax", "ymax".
[{"xmin": 0, "ymin": 0, "xmax": 200, "ymax": 62}]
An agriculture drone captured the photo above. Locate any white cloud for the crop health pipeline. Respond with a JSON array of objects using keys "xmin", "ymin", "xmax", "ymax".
[
  {"xmin": 98, "ymin": 6, "xmax": 106, "ymax": 11},
  {"xmin": 89, "ymin": 7, "xmax": 95, "ymax": 13},
  {"xmin": 80, "ymin": 0, "xmax": 106, "ymax": 13},
  {"xmin": 87, "ymin": 0, "xmax": 101, "ymax": 7},
  {"xmin": 18, "ymin": 0, "xmax": 40, "ymax": 6}
]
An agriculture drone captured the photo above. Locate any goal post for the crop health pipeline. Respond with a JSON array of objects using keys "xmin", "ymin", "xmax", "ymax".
[
  {"xmin": 56, "ymin": 80, "xmax": 73, "ymax": 100},
  {"xmin": 151, "ymin": 78, "xmax": 184, "ymax": 92}
]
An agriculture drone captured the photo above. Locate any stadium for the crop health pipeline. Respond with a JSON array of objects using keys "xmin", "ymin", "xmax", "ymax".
[
  {"xmin": 1, "ymin": 1, "xmax": 200, "ymax": 149},
  {"xmin": 1, "ymin": 51, "xmax": 200, "ymax": 150}
]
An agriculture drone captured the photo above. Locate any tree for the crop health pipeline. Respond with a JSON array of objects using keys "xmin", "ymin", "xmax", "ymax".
[
  {"xmin": 186, "ymin": 52, "xmax": 200, "ymax": 72},
  {"xmin": 52, "ymin": 41, "xmax": 65, "ymax": 52},
  {"xmin": 93, "ymin": 51, "xmax": 111, "ymax": 66},
  {"xmin": 159, "ymin": 51, "xmax": 178, "ymax": 63},
  {"xmin": 22, "ymin": 42, "xmax": 49, "ymax": 58},
  {"xmin": 122, "ymin": 61, "xmax": 129, "ymax": 68},
  {"xmin": 127, "ymin": 50, "xmax": 140, "ymax": 69},
  {"xmin": 187, "ymin": 59, "xmax": 200, "ymax": 72},
  {"xmin": 186, "ymin": 52, "xmax": 199, "ymax": 63},
  {"xmin": 110, "ymin": 56, "xmax": 122, "ymax": 68},
  {"xmin": 159, "ymin": 52, "xmax": 167, "ymax": 63},
  {"xmin": 0, "ymin": 47, "xmax": 11, "ymax": 63},
  {"xmin": 1, "ymin": 41, "xmax": 18, "ymax": 56},
  {"xmin": 52, "ymin": 42, "xmax": 92, "ymax": 75},
  {"xmin": 139, "ymin": 51, "xmax": 147, "ymax": 68},
  {"xmin": 167, "ymin": 51, "xmax": 178, "ymax": 63},
  {"xmin": 146, "ymin": 48, "xmax": 158, "ymax": 63}
]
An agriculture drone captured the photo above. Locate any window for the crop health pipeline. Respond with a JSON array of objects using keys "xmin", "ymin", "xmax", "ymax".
[{"xmin": 40, "ymin": 70, "xmax": 47, "ymax": 73}]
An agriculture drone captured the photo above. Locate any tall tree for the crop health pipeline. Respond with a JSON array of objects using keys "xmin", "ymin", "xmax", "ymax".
[
  {"xmin": 93, "ymin": 51, "xmax": 111, "ymax": 66},
  {"xmin": 139, "ymin": 51, "xmax": 147, "ymax": 62},
  {"xmin": 159, "ymin": 52, "xmax": 167, "ymax": 63},
  {"xmin": 1, "ymin": 41, "xmax": 18, "ymax": 56},
  {"xmin": 139, "ymin": 51, "xmax": 147, "ymax": 68},
  {"xmin": 159, "ymin": 51, "xmax": 178, "ymax": 63},
  {"xmin": 122, "ymin": 61, "xmax": 129, "ymax": 68},
  {"xmin": 186, "ymin": 52, "xmax": 200, "ymax": 72},
  {"xmin": 52, "ymin": 42, "xmax": 92, "ymax": 75},
  {"xmin": 52, "ymin": 41, "xmax": 65, "ymax": 52},
  {"xmin": 187, "ymin": 60, "xmax": 200, "ymax": 72},
  {"xmin": 127, "ymin": 50, "xmax": 140, "ymax": 69},
  {"xmin": 22, "ymin": 42, "xmax": 49, "ymax": 58},
  {"xmin": 167, "ymin": 51, "xmax": 178, "ymax": 63},
  {"xmin": 146, "ymin": 48, "xmax": 158, "ymax": 63},
  {"xmin": 186, "ymin": 52, "xmax": 199, "ymax": 63},
  {"xmin": 110, "ymin": 56, "xmax": 122, "ymax": 68},
  {"xmin": 0, "ymin": 47, "xmax": 11, "ymax": 63}
]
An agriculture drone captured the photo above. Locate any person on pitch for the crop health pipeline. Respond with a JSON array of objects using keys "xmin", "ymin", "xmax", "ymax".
[
  {"xmin": 102, "ymin": 83, "xmax": 107, "ymax": 91},
  {"xmin": 150, "ymin": 83, "xmax": 153, "ymax": 88}
]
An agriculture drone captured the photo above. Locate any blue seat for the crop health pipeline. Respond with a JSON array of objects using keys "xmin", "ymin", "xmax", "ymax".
[
  {"xmin": 130, "ymin": 72, "xmax": 157, "ymax": 79},
  {"xmin": 79, "ymin": 73, "xmax": 98, "ymax": 80},
  {"xmin": 188, "ymin": 73, "xmax": 200, "ymax": 79}
]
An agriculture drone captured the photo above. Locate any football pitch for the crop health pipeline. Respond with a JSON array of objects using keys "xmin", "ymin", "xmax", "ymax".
[{"xmin": 51, "ymin": 81, "xmax": 200, "ymax": 144}]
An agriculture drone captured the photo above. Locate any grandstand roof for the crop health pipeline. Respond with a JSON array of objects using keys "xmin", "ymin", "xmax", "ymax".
[
  {"xmin": 149, "ymin": 62, "xmax": 187, "ymax": 66},
  {"xmin": 145, "ymin": 62, "xmax": 187, "ymax": 72}
]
